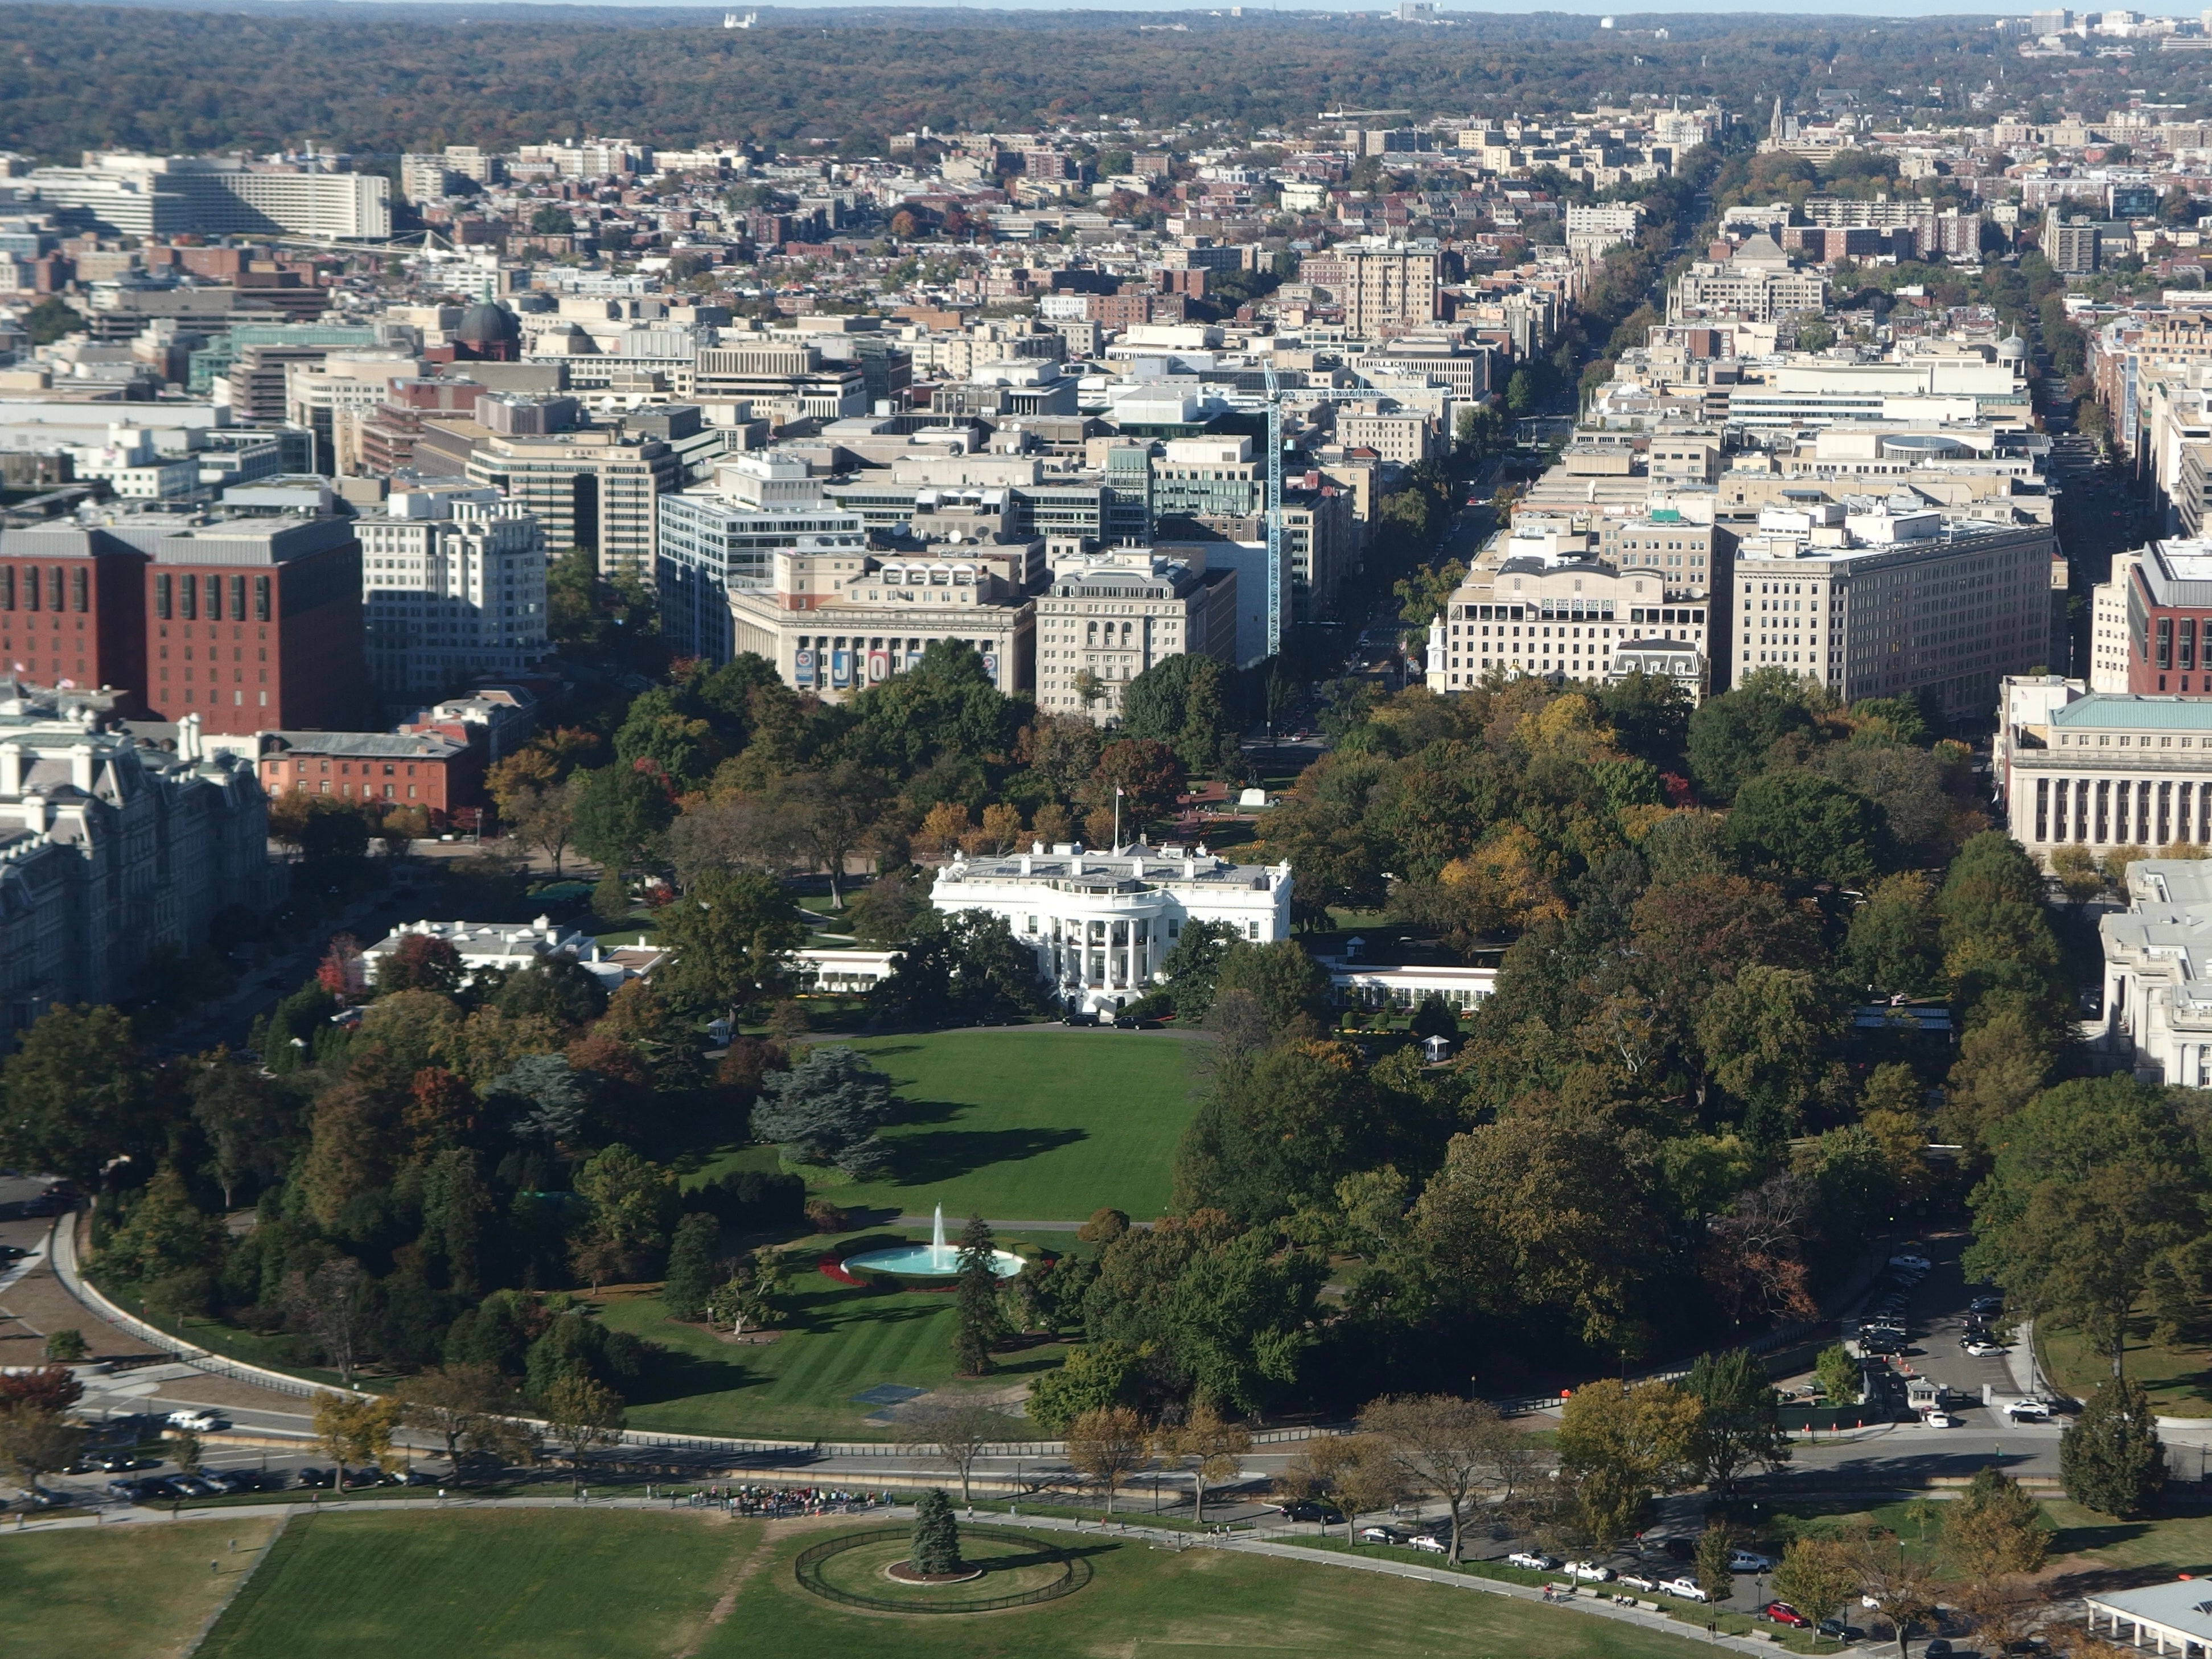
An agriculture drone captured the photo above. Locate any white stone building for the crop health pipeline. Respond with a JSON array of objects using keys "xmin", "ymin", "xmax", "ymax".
[
  {"xmin": 363, "ymin": 915, "xmax": 665, "ymax": 993},
  {"xmin": 355, "ymin": 487, "xmax": 549, "ymax": 706},
  {"xmin": 2097, "ymin": 857, "xmax": 2212, "ymax": 1086},
  {"xmin": 930, "ymin": 841, "xmax": 1293, "ymax": 1016},
  {"xmin": 1997, "ymin": 677, "xmax": 2212, "ymax": 865},
  {"xmin": 1034, "ymin": 547, "xmax": 1240, "ymax": 722}
]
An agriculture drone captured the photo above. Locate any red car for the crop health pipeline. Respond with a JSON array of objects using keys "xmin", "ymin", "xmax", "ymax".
[{"xmin": 1761, "ymin": 1603, "xmax": 1811, "ymax": 1629}]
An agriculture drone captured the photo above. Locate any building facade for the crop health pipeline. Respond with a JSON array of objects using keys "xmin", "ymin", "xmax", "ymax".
[
  {"xmin": 658, "ymin": 455, "xmax": 869, "ymax": 665},
  {"xmin": 0, "ymin": 700, "xmax": 277, "ymax": 1029},
  {"xmin": 930, "ymin": 841, "xmax": 1293, "ymax": 1015},
  {"xmin": 464, "ymin": 429, "xmax": 681, "ymax": 579},
  {"xmin": 257, "ymin": 729, "xmax": 483, "ymax": 823},
  {"xmin": 28, "ymin": 153, "xmax": 389, "ymax": 240},
  {"xmin": 1033, "ymin": 548, "xmax": 1239, "ymax": 722},
  {"xmin": 356, "ymin": 488, "xmax": 549, "ymax": 706},
  {"xmin": 1998, "ymin": 678, "xmax": 2212, "ymax": 867}
]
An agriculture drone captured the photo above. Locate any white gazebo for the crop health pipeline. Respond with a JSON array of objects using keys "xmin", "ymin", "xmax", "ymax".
[{"xmin": 2086, "ymin": 1582, "xmax": 2212, "ymax": 1656}]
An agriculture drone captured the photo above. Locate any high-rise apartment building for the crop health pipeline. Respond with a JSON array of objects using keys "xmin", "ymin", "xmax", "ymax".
[{"xmin": 1338, "ymin": 240, "xmax": 1445, "ymax": 340}]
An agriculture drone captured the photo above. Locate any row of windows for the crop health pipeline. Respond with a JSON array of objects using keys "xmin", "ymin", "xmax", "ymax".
[
  {"xmin": 154, "ymin": 573, "xmax": 271, "ymax": 623},
  {"xmin": 0, "ymin": 566, "xmax": 86, "ymax": 614}
]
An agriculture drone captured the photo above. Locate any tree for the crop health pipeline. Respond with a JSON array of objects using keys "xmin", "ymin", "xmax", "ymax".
[
  {"xmin": 871, "ymin": 909, "xmax": 1047, "ymax": 1029},
  {"xmin": 375, "ymin": 934, "xmax": 464, "ymax": 996},
  {"xmin": 661, "ymin": 1212, "xmax": 722, "ymax": 1322},
  {"xmin": 898, "ymin": 1398, "xmax": 1014, "ymax": 1512},
  {"xmin": 1088, "ymin": 738, "xmax": 1186, "ymax": 838},
  {"xmin": 2061, "ymin": 1377, "xmax": 2166, "ymax": 1518},
  {"xmin": 1280, "ymin": 1432, "xmax": 1401, "ymax": 1543},
  {"xmin": 1025, "ymin": 1342, "xmax": 1138, "ymax": 1435},
  {"xmin": 1685, "ymin": 669, "xmax": 1821, "ymax": 804},
  {"xmin": 656, "ymin": 869, "xmax": 806, "ymax": 1016},
  {"xmin": 1683, "ymin": 1348, "xmax": 1791, "ymax": 1501},
  {"xmin": 1693, "ymin": 966, "xmax": 1843, "ymax": 1143},
  {"xmin": 1772, "ymin": 1537, "xmax": 1859, "ymax": 1624},
  {"xmin": 1724, "ymin": 770, "xmax": 1893, "ymax": 885},
  {"xmin": 909, "ymin": 1488, "xmax": 962, "ymax": 1574},
  {"xmin": 1359, "ymin": 1394, "xmax": 1511, "ymax": 1562},
  {"xmin": 750, "ymin": 1045, "xmax": 894, "ymax": 1176},
  {"xmin": 1815, "ymin": 1342, "xmax": 1862, "ymax": 1408},
  {"xmin": 0, "ymin": 1004, "xmax": 155, "ymax": 1185},
  {"xmin": 394, "ymin": 1364, "xmax": 528, "ymax": 1473},
  {"xmin": 1157, "ymin": 1401, "xmax": 1252, "ymax": 1525},
  {"xmin": 283, "ymin": 1257, "xmax": 375, "ymax": 1388},
  {"xmin": 1121, "ymin": 654, "xmax": 1243, "ymax": 779},
  {"xmin": 1695, "ymin": 1525, "xmax": 1736, "ymax": 1608},
  {"xmin": 1155, "ymin": 919, "xmax": 1239, "ymax": 1020},
  {"xmin": 1409, "ymin": 993, "xmax": 1458, "ymax": 1042},
  {"xmin": 1850, "ymin": 1531, "xmax": 1940, "ymax": 1659},
  {"xmin": 952, "ymin": 1213, "xmax": 1006, "ymax": 1376},
  {"xmin": 1066, "ymin": 1404, "xmax": 1150, "ymax": 1516},
  {"xmin": 0, "ymin": 1406, "xmax": 83, "ymax": 1501},
  {"xmin": 1945, "ymin": 1464, "xmax": 2048, "ymax": 1582},
  {"xmin": 764, "ymin": 762, "xmax": 894, "ymax": 907},
  {"xmin": 571, "ymin": 1143, "xmax": 682, "ymax": 1287},
  {"xmin": 570, "ymin": 761, "xmax": 675, "ymax": 873},
  {"xmin": 313, "ymin": 1392, "xmax": 401, "ymax": 1493},
  {"xmin": 1555, "ymin": 1378, "xmax": 1701, "ymax": 1550},
  {"xmin": 541, "ymin": 1374, "xmax": 626, "ymax": 1492}
]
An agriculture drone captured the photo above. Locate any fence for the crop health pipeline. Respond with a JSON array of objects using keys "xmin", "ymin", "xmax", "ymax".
[{"xmin": 792, "ymin": 1525, "xmax": 1092, "ymax": 1614}]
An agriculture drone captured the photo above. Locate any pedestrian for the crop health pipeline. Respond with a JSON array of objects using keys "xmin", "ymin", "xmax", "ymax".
[{"xmin": 211, "ymin": 1560, "xmax": 219, "ymax": 1576}]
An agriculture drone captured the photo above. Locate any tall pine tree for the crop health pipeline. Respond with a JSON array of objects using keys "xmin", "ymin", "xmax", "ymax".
[
  {"xmin": 2061, "ymin": 1377, "xmax": 2166, "ymax": 1518},
  {"xmin": 952, "ymin": 1213, "xmax": 1005, "ymax": 1377},
  {"xmin": 910, "ymin": 1488, "xmax": 961, "ymax": 1575}
]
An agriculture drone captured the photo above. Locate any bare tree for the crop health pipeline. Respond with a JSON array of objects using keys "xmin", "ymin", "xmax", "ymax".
[
  {"xmin": 1155, "ymin": 1402, "xmax": 1252, "ymax": 1525},
  {"xmin": 1360, "ymin": 1394, "xmax": 1511, "ymax": 1562},
  {"xmin": 1851, "ymin": 1530, "xmax": 1941, "ymax": 1659},
  {"xmin": 765, "ymin": 763, "xmax": 892, "ymax": 908},
  {"xmin": 897, "ymin": 1397, "xmax": 1014, "ymax": 1513},
  {"xmin": 283, "ymin": 1257, "xmax": 374, "ymax": 1388},
  {"xmin": 1066, "ymin": 1405, "xmax": 1150, "ymax": 1517}
]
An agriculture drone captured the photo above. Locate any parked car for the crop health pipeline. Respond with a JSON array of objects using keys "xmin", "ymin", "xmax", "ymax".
[
  {"xmin": 167, "ymin": 1473, "xmax": 221, "ymax": 1497},
  {"xmin": 1507, "ymin": 1551, "xmax": 1560, "ymax": 1571},
  {"xmin": 0, "ymin": 1242, "xmax": 28, "ymax": 1261},
  {"xmin": 1277, "ymin": 1501, "xmax": 1346, "ymax": 1524},
  {"xmin": 166, "ymin": 1410, "xmax": 228, "ymax": 1433},
  {"xmin": 1890, "ymin": 1251, "xmax": 1933, "ymax": 1271},
  {"xmin": 1565, "ymin": 1561, "xmax": 1615, "ymax": 1582},
  {"xmin": 1660, "ymin": 1577, "xmax": 1711, "ymax": 1603},
  {"xmin": 1925, "ymin": 1411, "xmax": 1961, "ymax": 1428},
  {"xmin": 1964, "ymin": 1340, "xmax": 2008, "ymax": 1358},
  {"xmin": 1818, "ymin": 1619, "xmax": 1862, "ymax": 1641},
  {"xmin": 1729, "ymin": 1549, "xmax": 1779, "ymax": 1572},
  {"xmin": 1969, "ymin": 1295, "xmax": 2004, "ymax": 1317},
  {"xmin": 1408, "ymin": 1534, "xmax": 1449, "ymax": 1555},
  {"xmin": 2007, "ymin": 1399, "xmax": 2054, "ymax": 1422},
  {"xmin": 294, "ymin": 1467, "xmax": 332, "ymax": 1488},
  {"xmin": 1359, "ymin": 1525, "xmax": 1408, "ymax": 1546},
  {"xmin": 1619, "ymin": 1572, "xmax": 1656, "ymax": 1592},
  {"xmin": 1925, "ymin": 1641, "xmax": 1955, "ymax": 1658},
  {"xmin": 1761, "ymin": 1603, "xmax": 1812, "ymax": 1628}
]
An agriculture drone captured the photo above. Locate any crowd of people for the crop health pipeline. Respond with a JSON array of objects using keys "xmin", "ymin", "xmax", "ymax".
[{"xmin": 680, "ymin": 1484, "xmax": 893, "ymax": 1517}]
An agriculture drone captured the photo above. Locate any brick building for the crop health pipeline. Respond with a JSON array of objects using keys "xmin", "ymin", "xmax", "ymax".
[
  {"xmin": 255, "ymin": 729, "xmax": 482, "ymax": 823},
  {"xmin": 0, "ymin": 515, "xmax": 369, "ymax": 733}
]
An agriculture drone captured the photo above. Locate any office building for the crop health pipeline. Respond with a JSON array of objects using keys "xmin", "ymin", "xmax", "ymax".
[
  {"xmin": 1033, "ymin": 547, "xmax": 1239, "ymax": 722},
  {"xmin": 464, "ymin": 429, "xmax": 681, "ymax": 578},
  {"xmin": 28, "ymin": 153, "xmax": 390, "ymax": 240},
  {"xmin": 657, "ymin": 454, "xmax": 867, "ymax": 665},
  {"xmin": 930, "ymin": 842, "xmax": 1293, "ymax": 1016},
  {"xmin": 1426, "ymin": 553, "xmax": 1715, "ymax": 698},
  {"xmin": 1338, "ymin": 240, "xmax": 1445, "ymax": 340},
  {"xmin": 1999, "ymin": 677, "xmax": 2212, "ymax": 870},
  {"xmin": 355, "ymin": 486, "xmax": 549, "ymax": 705},
  {"xmin": 727, "ymin": 545, "xmax": 1036, "ymax": 701},
  {"xmin": 256, "ymin": 729, "xmax": 482, "ymax": 822},
  {"xmin": 1732, "ymin": 504, "xmax": 2054, "ymax": 720}
]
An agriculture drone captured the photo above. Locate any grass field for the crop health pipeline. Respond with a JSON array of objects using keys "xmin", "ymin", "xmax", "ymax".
[
  {"xmin": 0, "ymin": 1514, "xmax": 277, "ymax": 1659},
  {"xmin": 783, "ymin": 1029, "xmax": 1202, "ymax": 1222},
  {"xmin": 596, "ymin": 1236, "xmax": 1074, "ymax": 1440},
  {"xmin": 2041, "ymin": 1319, "xmax": 2212, "ymax": 1418},
  {"xmin": 145, "ymin": 1509, "xmax": 1731, "ymax": 1659}
]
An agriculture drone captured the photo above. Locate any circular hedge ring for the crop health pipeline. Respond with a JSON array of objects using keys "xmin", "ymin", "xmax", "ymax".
[{"xmin": 792, "ymin": 1525, "xmax": 1094, "ymax": 1615}]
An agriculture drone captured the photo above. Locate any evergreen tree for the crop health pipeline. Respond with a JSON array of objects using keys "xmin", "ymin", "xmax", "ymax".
[
  {"xmin": 662, "ymin": 1212, "xmax": 721, "ymax": 1322},
  {"xmin": 2061, "ymin": 1377, "xmax": 2166, "ymax": 1518},
  {"xmin": 909, "ymin": 1488, "xmax": 961, "ymax": 1574},
  {"xmin": 952, "ymin": 1213, "xmax": 1004, "ymax": 1376}
]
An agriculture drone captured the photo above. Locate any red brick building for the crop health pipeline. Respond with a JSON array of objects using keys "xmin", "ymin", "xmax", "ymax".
[
  {"xmin": 0, "ymin": 516, "xmax": 370, "ymax": 733},
  {"xmin": 2127, "ymin": 541, "xmax": 2212, "ymax": 695},
  {"xmin": 256, "ymin": 729, "xmax": 482, "ymax": 823}
]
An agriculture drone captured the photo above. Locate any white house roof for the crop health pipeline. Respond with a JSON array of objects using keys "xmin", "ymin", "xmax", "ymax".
[{"xmin": 2087, "ymin": 1580, "xmax": 2212, "ymax": 1643}]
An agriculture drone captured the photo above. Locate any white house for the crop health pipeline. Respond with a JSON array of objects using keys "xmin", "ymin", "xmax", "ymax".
[
  {"xmin": 930, "ymin": 840, "xmax": 1293, "ymax": 1016},
  {"xmin": 2099, "ymin": 858, "xmax": 2212, "ymax": 1087}
]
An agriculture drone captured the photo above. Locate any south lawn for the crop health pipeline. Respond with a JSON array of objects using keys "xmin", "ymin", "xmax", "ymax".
[
  {"xmin": 761, "ymin": 1028, "xmax": 1202, "ymax": 1223},
  {"xmin": 168, "ymin": 1508, "xmax": 1726, "ymax": 1659}
]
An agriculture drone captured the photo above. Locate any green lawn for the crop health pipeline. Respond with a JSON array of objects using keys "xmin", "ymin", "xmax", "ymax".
[
  {"xmin": 800, "ymin": 1029, "xmax": 1203, "ymax": 1222},
  {"xmin": 134, "ymin": 1509, "xmax": 1733, "ymax": 1659},
  {"xmin": 198, "ymin": 1511, "xmax": 739, "ymax": 1659},
  {"xmin": 596, "ymin": 1236, "xmax": 1074, "ymax": 1440},
  {"xmin": 0, "ymin": 1515, "xmax": 278, "ymax": 1659},
  {"xmin": 2041, "ymin": 1319, "xmax": 2212, "ymax": 1417}
]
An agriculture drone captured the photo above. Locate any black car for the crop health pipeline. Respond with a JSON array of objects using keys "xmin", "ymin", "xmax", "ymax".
[
  {"xmin": 1818, "ymin": 1619, "xmax": 1862, "ymax": 1641},
  {"xmin": 0, "ymin": 1242, "xmax": 28, "ymax": 1261},
  {"xmin": 211, "ymin": 1469, "xmax": 261, "ymax": 1494},
  {"xmin": 1278, "ymin": 1501, "xmax": 1347, "ymax": 1524},
  {"xmin": 294, "ymin": 1466, "xmax": 332, "ymax": 1488}
]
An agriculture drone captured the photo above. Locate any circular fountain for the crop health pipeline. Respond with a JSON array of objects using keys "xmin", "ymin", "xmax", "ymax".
[{"xmin": 841, "ymin": 1205, "xmax": 1025, "ymax": 1286}]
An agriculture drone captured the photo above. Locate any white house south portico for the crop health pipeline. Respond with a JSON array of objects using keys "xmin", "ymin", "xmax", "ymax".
[{"xmin": 930, "ymin": 841, "xmax": 1293, "ymax": 1015}]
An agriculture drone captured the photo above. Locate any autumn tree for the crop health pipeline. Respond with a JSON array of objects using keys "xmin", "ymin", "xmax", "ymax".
[
  {"xmin": 1066, "ymin": 1405, "xmax": 1150, "ymax": 1516},
  {"xmin": 1554, "ymin": 1378, "xmax": 1701, "ymax": 1550},
  {"xmin": 1156, "ymin": 1401, "xmax": 1252, "ymax": 1525}
]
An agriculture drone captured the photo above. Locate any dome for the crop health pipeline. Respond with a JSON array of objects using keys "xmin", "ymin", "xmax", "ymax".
[{"xmin": 454, "ymin": 301, "xmax": 520, "ymax": 347}]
